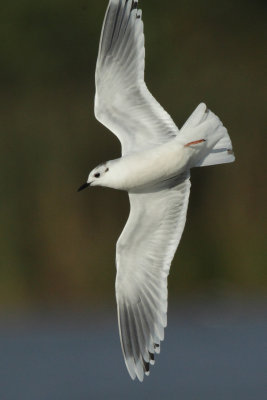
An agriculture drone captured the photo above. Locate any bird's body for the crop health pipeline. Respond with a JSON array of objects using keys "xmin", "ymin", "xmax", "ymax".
[
  {"xmin": 93, "ymin": 110, "xmax": 229, "ymax": 191},
  {"xmin": 79, "ymin": 0, "xmax": 235, "ymax": 381},
  {"xmin": 95, "ymin": 138, "xmax": 188, "ymax": 190}
]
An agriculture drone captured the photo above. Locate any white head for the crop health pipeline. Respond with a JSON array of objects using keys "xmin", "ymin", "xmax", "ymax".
[{"xmin": 78, "ymin": 161, "xmax": 116, "ymax": 192}]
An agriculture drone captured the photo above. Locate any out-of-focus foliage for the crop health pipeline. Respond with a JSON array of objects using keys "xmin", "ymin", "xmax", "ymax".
[{"xmin": 1, "ymin": 0, "xmax": 266, "ymax": 309}]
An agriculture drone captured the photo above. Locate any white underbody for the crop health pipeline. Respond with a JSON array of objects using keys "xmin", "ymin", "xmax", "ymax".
[{"xmin": 107, "ymin": 139, "xmax": 197, "ymax": 191}]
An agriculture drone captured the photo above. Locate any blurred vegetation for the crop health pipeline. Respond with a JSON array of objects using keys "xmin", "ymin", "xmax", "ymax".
[{"xmin": 0, "ymin": 0, "xmax": 266, "ymax": 309}]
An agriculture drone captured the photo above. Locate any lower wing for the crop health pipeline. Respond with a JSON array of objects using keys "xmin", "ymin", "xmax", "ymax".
[{"xmin": 115, "ymin": 175, "xmax": 191, "ymax": 381}]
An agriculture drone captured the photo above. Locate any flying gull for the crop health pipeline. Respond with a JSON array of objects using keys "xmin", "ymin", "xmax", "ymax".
[{"xmin": 78, "ymin": 0, "xmax": 235, "ymax": 381}]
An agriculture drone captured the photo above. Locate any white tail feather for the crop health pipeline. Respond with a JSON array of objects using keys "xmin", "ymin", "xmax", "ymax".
[{"xmin": 181, "ymin": 103, "xmax": 235, "ymax": 167}]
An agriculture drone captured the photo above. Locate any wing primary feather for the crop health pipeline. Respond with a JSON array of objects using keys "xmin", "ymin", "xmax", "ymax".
[
  {"xmin": 142, "ymin": 358, "xmax": 150, "ymax": 374},
  {"xmin": 115, "ymin": 1, "xmax": 130, "ymax": 45},
  {"xmin": 108, "ymin": 0, "xmax": 123, "ymax": 53},
  {"xmin": 138, "ymin": 295, "xmax": 162, "ymax": 346},
  {"xmin": 118, "ymin": 301, "xmax": 136, "ymax": 379},
  {"xmin": 131, "ymin": 0, "xmax": 138, "ymax": 11},
  {"xmin": 149, "ymin": 351, "xmax": 155, "ymax": 365},
  {"xmin": 141, "ymin": 293, "xmax": 164, "ymax": 341},
  {"xmin": 136, "ymin": 301, "xmax": 156, "ymax": 354},
  {"xmin": 99, "ymin": 4, "xmax": 115, "ymax": 60},
  {"xmin": 134, "ymin": 303, "xmax": 153, "ymax": 363},
  {"xmin": 137, "ymin": 10, "xmax": 142, "ymax": 19},
  {"xmin": 118, "ymin": 0, "xmax": 133, "ymax": 38},
  {"xmin": 131, "ymin": 302, "xmax": 149, "ymax": 361},
  {"xmin": 126, "ymin": 303, "xmax": 145, "ymax": 381},
  {"xmin": 144, "ymin": 285, "xmax": 167, "ymax": 329},
  {"xmin": 154, "ymin": 343, "xmax": 161, "ymax": 354},
  {"xmin": 125, "ymin": 303, "xmax": 141, "ymax": 363},
  {"xmin": 122, "ymin": 1, "xmax": 135, "ymax": 36},
  {"xmin": 119, "ymin": 10, "xmax": 138, "ymax": 61},
  {"xmin": 111, "ymin": 5, "xmax": 135, "ymax": 65}
]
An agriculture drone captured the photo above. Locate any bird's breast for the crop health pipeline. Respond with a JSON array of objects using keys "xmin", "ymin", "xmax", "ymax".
[{"xmin": 113, "ymin": 140, "xmax": 190, "ymax": 191}]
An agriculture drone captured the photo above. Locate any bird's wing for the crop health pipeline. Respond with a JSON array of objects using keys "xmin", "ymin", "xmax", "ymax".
[
  {"xmin": 115, "ymin": 174, "xmax": 191, "ymax": 381},
  {"xmin": 95, "ymin": 0, "xmax": 179, "ymax": 155}
]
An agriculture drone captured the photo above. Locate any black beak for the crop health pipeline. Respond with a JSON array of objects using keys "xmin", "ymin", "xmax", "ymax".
[{"xmin": 77, "ymin": 182, "xmax": 90, "ymax": 192}]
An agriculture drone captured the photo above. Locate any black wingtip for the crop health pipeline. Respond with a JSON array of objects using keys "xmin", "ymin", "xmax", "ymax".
[
  {"xmin": 142, "ymin": 358, "xmax": 150, "ymax": 373},
  {"xmin": 77, "ymin": 182, "xmax": 90, "ymax": 192},
  {"xmin": 131, "ymin": 0, "xmax": 138, "ymax": 11}
]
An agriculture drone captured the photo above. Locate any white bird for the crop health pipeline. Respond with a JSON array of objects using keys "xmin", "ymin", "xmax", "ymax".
[{"xmin": 78, "ymin": 0, "xmax": 235, "ymax": 381}]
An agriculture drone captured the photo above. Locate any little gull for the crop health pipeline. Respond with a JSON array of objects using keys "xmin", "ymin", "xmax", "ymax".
[{"xmin": 78, "ymin": 0, "xmax": 235, "ymax": 381}]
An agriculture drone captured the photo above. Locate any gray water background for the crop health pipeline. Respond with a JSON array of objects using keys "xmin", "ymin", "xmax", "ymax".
[{"xmin": 0, "ymin": 296, "xmax": 266, "ymax": 400}]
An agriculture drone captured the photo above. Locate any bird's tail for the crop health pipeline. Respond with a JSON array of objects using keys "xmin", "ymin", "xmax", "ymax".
[{"xmin": 180, "ymin": 103, "xmax": 235, "ymax": 167}]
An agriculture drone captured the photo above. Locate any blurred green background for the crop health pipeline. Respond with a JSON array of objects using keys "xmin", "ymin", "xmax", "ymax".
[{"xmin": 1, "ymin": 0, "xmax": 266, "ymax": 311}]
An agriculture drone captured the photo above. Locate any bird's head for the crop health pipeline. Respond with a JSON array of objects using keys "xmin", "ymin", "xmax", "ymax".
[{"xmin": 78, "ymin": 162, "xmax": 111, "ymax": 192}]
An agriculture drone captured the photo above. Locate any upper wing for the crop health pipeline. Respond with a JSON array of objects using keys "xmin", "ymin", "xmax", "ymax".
[
  {"xmin": 115, "ymin": 175, "xmax": 191, "ymax": 381},
  {"xmin": 95, "ymin": 0, "xmax": 179, "ymax": 155}
]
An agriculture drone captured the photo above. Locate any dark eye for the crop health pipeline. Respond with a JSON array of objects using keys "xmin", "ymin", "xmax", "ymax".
[
  {"xmin": 105, "ymin": 168, "xmax": 109, "ymax": 172},
  {"xmin": 94, "ymin": 173, "xmax": 100, "ymax": 178}
]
